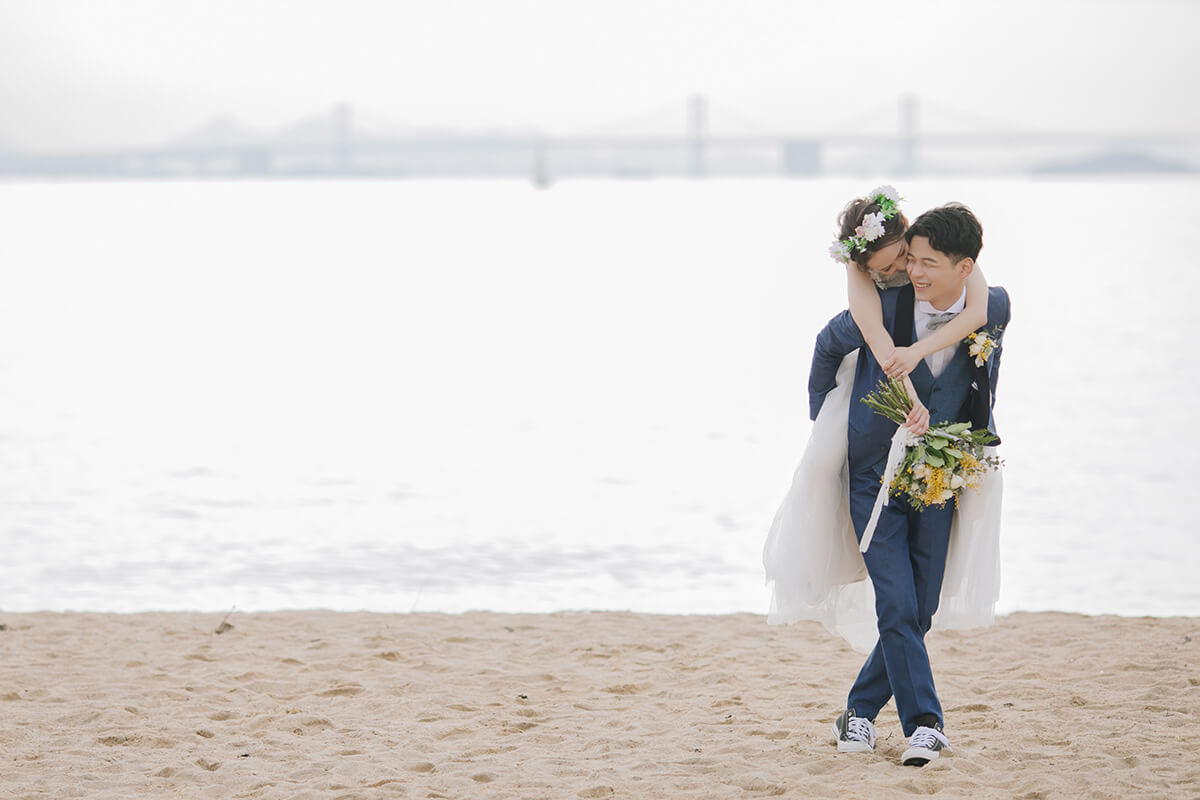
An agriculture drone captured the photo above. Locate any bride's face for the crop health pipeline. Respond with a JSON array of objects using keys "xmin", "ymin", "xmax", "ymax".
[{"xmin": 865, "ymin": 238, "xmax": 910, "ymax": 276}]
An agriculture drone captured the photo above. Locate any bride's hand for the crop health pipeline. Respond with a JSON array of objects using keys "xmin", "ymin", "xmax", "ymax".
[
  {"xmin": 882, "ymin": 346, "xmax": 922, "ymax": 378},
  {"xmin": 904, "ymin": 401, "xmax": 930, "ymax": 437}
]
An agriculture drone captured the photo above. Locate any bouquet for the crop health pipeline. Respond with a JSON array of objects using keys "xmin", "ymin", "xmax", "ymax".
[{"xmin": 861, "ymin": 378, "xmax": 1002, "ymax": 511}]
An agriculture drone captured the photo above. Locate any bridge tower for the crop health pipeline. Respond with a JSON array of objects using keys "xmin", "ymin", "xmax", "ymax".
[
  {"xmin": 688, "ymin": 94, "xmax": 708, "ymax": 177},
  {"xmin": 334, "ymin": 103, "xmax": 353, "ymax": 172},
  {"xmin": 897, "ymin": 94, "xmax": 919, "ymax": 175}
]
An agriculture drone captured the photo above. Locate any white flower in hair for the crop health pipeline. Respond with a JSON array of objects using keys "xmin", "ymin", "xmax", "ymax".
[
  {"xmin": 859, "ymin": 211, "xmax": 887, "ymax": 242},
  {"xmin": 829, "ymin": 240, "xmax": 851, "ymax": 263},
  {"xmin": 871, "ymin": 185, "xmax": 901, "ymax": 204}
]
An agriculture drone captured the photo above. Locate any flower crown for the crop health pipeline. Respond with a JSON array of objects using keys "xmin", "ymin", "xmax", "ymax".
[{"xmin": 829, "ymin": 185, "xmax": 903, "ymax": 264}]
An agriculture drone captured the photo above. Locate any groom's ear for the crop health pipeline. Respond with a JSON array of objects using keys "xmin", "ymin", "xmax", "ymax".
[{"xmin": 956, "ymin": 257, "xmax": 975, "ymax": 280}]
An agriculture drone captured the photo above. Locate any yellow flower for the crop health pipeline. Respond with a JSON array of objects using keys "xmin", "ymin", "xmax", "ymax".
[{"xmin": 966, "ymin": 331, "xmax": 996, "ymax": 367}]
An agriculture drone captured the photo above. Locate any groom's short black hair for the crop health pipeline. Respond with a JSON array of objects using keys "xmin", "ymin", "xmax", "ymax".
[{"xmin": 905, "ymin": 203, "xmax": 983, "ymax": 263}]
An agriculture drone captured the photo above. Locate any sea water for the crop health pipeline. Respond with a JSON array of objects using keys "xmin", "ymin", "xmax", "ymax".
[{"xmin": 0, "ymin": 177, "xmax": 1194, "ymax": 616}]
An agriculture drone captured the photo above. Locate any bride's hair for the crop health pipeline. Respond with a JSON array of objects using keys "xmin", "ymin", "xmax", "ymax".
[{"xmin": 836, "ymin": 196, "xmax": 908, "ymax": 271}]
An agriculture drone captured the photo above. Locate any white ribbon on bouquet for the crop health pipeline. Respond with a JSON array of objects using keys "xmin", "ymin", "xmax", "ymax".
[{"xmin": 859, "ymin": 426, "xmax": 919, "ymax": 553}]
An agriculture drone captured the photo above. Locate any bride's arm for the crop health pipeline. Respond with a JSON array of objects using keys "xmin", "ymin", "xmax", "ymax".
[
  {"xmin": 882, "ymin": 266, "xmax": 990, "ymax": 376},
  {"xmin": 846, "ymin": 264, "xmax": 899, "ymax": 367},
  {"xmin": 846, "ymin": 264, "xmax": 930, "ymax": 435}
]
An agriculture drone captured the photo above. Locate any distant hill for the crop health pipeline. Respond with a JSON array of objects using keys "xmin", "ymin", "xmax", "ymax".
[
  {"xmin": 168, "ymin": 116, "xmax": 263, "ymax": 149},
  {"xmin": 270, "ymin": 109, "xmax": 544, "ymax": 144},
  {"xmin": 1033, "ymin": 149, "xmax": 1195, "ymax": 174},
  {"xmin": 272, "ymin": 112, "xmax": 346, "ymax": 147}
]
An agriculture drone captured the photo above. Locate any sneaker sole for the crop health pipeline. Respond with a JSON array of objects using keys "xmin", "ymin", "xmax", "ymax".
[
  {"xmin": 832, "ymin": 722, "xmax": 874, "ymax": 753},
  {"xmin": 901, "ymin": 747, "xmax": 940, "ymax": 766}
]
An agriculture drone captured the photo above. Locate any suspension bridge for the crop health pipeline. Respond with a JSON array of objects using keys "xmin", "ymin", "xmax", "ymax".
[{"xmin": 1, "ymin": 95, "xmax": 1196, "ymax": 181}]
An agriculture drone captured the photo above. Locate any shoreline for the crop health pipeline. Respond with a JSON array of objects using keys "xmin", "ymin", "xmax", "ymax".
[{"xmin": 1, "ymin": 610, "xmax": 1195, "ymax": 798}]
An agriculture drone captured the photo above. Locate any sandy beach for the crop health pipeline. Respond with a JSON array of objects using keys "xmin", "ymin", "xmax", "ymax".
[{"xmin": 0, "ymin": 610, "xmax": 1196, "ymax": 799}]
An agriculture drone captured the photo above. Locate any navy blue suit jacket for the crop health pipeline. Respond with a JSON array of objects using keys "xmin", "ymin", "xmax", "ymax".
[{"xmin": 809, "ymin": 284, "xmax": 1011, "ymax": 477}]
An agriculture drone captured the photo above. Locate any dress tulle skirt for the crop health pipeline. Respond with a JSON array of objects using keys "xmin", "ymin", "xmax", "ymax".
[{"xmin": 762, "ymin": 352, "xmax": 1002, "ymax": 653}]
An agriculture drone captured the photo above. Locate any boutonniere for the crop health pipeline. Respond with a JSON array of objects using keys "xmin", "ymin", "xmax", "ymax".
[{"xmin": 966, "ymin": 326, "xmax": 1003, "ymax": 367}]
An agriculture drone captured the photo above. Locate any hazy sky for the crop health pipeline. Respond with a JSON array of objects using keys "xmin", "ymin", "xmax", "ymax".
[{"xmin": 2, "ymin": 0, "xmax": 1197, "ymax": 152}]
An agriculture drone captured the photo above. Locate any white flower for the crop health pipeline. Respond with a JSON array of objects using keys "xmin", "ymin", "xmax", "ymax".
[
  {"xmin": 967, "ymin": 332, "xmax": 995, "ymax": 367},
  {"xmin": 950, "ymin": 474, "xmax": 965, "ymax": 489},
  {"xmin": 913, "ymin": 463, "xmax": 928, "ymax": 478},
  {"xmin": 940, "ymin": 489, "xmax": 955, "ymax": 502},
  {"xmin": 871, "ymin": 185, "xmax": 901, "ymax": 204},
  {"xmin": 858, "ymin": 212, "xmax": 887, "ymax": 242},
  {"xmin": 829, "ymin": 240, "xmax": 851, "ymax": 263}
]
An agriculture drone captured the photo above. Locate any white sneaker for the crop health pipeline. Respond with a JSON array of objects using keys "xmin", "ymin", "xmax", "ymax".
[
  {"xmin": 832, "ymin": 709, "xmax": 876, "ymax": 753},
  {"xmin": 901, "ymin": 725, "xmax": 951, "ymax": 766}
]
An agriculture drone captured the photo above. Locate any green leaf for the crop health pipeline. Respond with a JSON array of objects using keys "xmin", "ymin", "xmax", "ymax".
[
  {"xmin": 925, "ymin": 453, "xmax": 945, "ymax": 467},
  {"xmin": 945, "ymin": 447, "xmax": 963, "ymax": 458},
  {"xmin": 925, "ymin": 437, "xmax": 949, "ymax": 450}
]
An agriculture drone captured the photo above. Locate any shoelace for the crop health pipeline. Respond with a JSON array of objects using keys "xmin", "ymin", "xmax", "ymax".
[
  {"xmin": 847, "ymin": 717, "xmax": 876, "ymax": 746},
  {"xmin": 908, "ymin": 726, "xmax": 951, "ymax": 751}
]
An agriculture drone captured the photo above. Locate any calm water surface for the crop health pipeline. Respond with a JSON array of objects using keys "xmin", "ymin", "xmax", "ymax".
[{"xmin": 0, "ymin": 177, "xmax": 1194, "ymax": 616}]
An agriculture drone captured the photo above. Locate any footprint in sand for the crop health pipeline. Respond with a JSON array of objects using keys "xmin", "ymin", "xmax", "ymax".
[
  {"xmin": 748, "ymin": 729, "xmax": 790, "ymax": 741},
  {"xmin": 291, "ymin": 717, "xmax": 334, "ymax": 735},
  {"xmin": 435, "ymin": 727, "xmax": 476, "ymax": 740},
  {"xmin": 504, "ymin": 721, "xmax": 538, "ymax": 733},
  {"xmin": 734, "ymin": 777, "xmax": 784, "ymax": 793},
  {"xmin": 950, "ymin": 703, "xmax": 993, "ymax": 712}
]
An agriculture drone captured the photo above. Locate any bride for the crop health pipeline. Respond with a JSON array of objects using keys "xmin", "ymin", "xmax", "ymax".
[{"xmin": 762, "ymin": 187, "xmax": 1003, "ymax": 653}]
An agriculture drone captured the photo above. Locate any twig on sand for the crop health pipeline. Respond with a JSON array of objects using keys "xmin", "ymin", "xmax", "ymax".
[{"xmin": 214, "ymin": 606, "xmax": 236, "ymax": 635}]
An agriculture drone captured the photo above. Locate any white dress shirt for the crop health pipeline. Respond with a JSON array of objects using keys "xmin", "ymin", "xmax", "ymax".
[{"xmin": 914, "ymin": 288, "xmax": 967, "ymax": 378}]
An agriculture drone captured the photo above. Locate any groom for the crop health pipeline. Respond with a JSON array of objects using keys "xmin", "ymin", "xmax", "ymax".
[{"xmin": 808, "ymin": 203, "xmax": 1010, "ymax": 766}]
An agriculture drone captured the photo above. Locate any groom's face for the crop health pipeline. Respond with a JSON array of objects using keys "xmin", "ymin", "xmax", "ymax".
[{"xmin": 907, "ymin": 235, "xmax": 973, "ymax": 309}]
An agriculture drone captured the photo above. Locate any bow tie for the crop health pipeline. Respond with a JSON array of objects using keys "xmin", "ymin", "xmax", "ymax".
[{"xmin": 924, "ymin": 311, "xmax": 959, "ymax": 331}]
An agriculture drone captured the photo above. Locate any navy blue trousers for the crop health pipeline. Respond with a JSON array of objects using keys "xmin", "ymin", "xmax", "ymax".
[{"xmin": 846, "ymin": 470, "xmax": 954, "ymax": 736}]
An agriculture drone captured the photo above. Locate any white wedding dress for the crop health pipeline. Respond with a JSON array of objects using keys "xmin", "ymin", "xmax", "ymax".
[{"xmin": 762, "ymin": 351, "xmax": 1003, "ymax": 653}]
